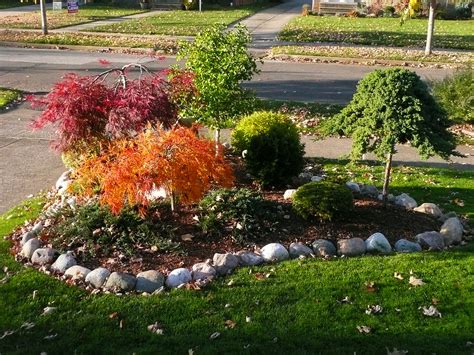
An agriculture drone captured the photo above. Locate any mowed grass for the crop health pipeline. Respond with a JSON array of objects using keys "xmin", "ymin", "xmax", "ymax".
[
  {"xmin": 0, "ymin": 164, "xmax": 473, "ymax": 354},
  {"xmin": 279, "ymin": 16, "xmax": 474, "ymax": 50},
  {"xmin": 0, "ymin": 4, "xmax": 145, "ymax": 30},
  {"xmin": 0, "ymin": 87, "xmax": 21, "ymax": 108},
  {"xmin": 88, "ymin": 4, "xmax": 269, "ymax": 36}
]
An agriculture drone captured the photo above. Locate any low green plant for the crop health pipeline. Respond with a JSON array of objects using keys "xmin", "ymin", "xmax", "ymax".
[
  {"xmin": 232, "ymin": 111, "xmax": 305, "ymax": 187},
  {"xmin": 198, "ymin": 188, "xmax": 285, "ymax": 243},
  {"xmin": 51, "ymin": 201, "xmax": 180, "ymax": 258},
  {"xmin": 0, "ymin": 88, "xmax": 21, "ymax": 109},
  {"xmin": 431, "ymin": 67, "xmax": 473, "ymax": 124},
  {"xmin": 292, "ymin": 181, "xmax": 354, "ymax": 221}
]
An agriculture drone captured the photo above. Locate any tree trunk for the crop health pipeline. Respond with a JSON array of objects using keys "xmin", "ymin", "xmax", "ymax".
[
  {"xmin": 425, "ymin": 0, "xmax": 436, "ymax": 55},
  {"xmin": 40, "ymin": 0, "xmax": 48, "ymax": 35},
  {"xmin": 214, "ymin": 128, "xmax": 221, "ymax": 156},
  {"xmin": 382, "ymin": 150, "xmax": 393, "ymax": 207}
]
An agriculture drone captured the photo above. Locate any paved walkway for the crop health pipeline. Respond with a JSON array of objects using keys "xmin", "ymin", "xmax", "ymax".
[{"xmin": 0, "ymin": 3, "xmax": 52, "ymax": 17}]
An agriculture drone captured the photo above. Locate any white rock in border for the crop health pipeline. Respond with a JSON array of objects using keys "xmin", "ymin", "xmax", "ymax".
[
  {"xmin": 440, "ymin": 217, "xmax": 463, "ymax": 246},
  {"xmin": 32, "ymin": 221, "xmax": 43, "ymax": 235},
  {"xmin": 289, "ymin": 242, "xmax": 313, "ymax": 258},
  {"xmin": 31, "ymin": 248, "xmax": 56, "ymax": 265},
  {"xmin": 105, "ymin": 272, "xmax": 137, "ymax": 291},
  {"xmin": 414, "ymin": 203, "xmax": 442, "ymax": 218},
  {"xmin": 192, "ymin": 262, "xmax": 216, "ymax": 281},
  {"xmin": 51, "ymin": 252, "xmax": 77, "ymax": 273},
  {"xmin": 283, "ymin": 189, "xmax": 297, "ymax": 200},
  {"xmin": 312, "ymin": 239, "xmax": 336, "ymax": 257},
  {"xmin": 395, "ymin": 193, "xmax": 417, "ymax": 209},
  {"xmin": 346, "ymin": 182, "xmax": 360, "ymax": 194},
  {"xmin": 365, "ymin": 233, "xmax": 392, "ymax": 254},
  {"xmin": 85, "ymin": 267, "xmax": 110, "ymax": 288},
  {"xmin": 394, "ymin": 239, "xmax": 422, "ymax": 253},
  {"xmin": 337, "ymin": 238, "xmax": 366, "ymax": 256},
  {"xmin": 261, "ymin": 243, "xmax": 289, "ymax": 262},
  {"xmin": 166, "ymin": 268, "xmax": 192, "ymax": 288},
  {"xmin": 415, "ymin": 231, "xmax": 445, "ymax": 250},
  {"xmin": 360, "ymin": 184, "xmax": 379, "ymax": 198},
  {"xmin": 20, "ymin": 231, "xmax": 36, "ymax": 246},
  {"xmin": 237, "ymin": 251, "xmax": 264, "ymax": 266},
  {"xmin": 65, "ymin": 265, "xmax": 91, "ymax": 281},
  {"xmin": 21, "ymin": 238, "xmax": 41, "ymax": 259},
  {"xmin": 136, "ymin": 270, "xmax": 165, "ymax": 293},
  {"xmin": 213, "ymin": 253, "xmax": 239, "ymax": 276},
  {"xmin": 311, "ymin": 176, "xmax": 324, "ymax": 182}
]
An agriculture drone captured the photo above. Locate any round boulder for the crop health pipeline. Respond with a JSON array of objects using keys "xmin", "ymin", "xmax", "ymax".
[
  {"xmin": 395, "ymin": 193, "xmax": 417, "ymax": 210},
  {"xmin": 166, "ymin": 268, "xmax": 192, "ymax": 288},
  {"xmin": 136, "ymin": 270, "xmax": 165, "ymax": 293},
  {"xmin": 414, "ymin": 203, "xmax": 442, "ymax": 218},
  {"xmin": 261, "ymin": 243, "xmax": 289, "ymax": 262},
  {"xmin": 346, "ymin": 182, "xmax": 360, "ymax": 194},
  {"xmin": 105, "ymin": 272, "xmax": 137, "ymax": 292},
  {"xmin": 394, "ymin": 239, "xmax": 422, "ymax": 253},
  {"xmin": 440, "ymin": 217, "xmax": 463, "ymax": 246},
  {"xmin": 415, "ymin": 231, "xmax": 445, "ymax": 250},
  {"xmin": 51, "ymin": 252, "xmax": 77, "ymax": 273},
  {"xmin": 360, "ymin": 184, "xmax": 379, "ymax": 198},
  {"xmin": 289, "ymin": 242, "xmax": 313, "ymax": 259},
  {"xmin": 192, "ymin": 262, "xmax": 216, "ymax": 281},
  {"xmin": 213, "ymin": 253, "xmax": 239, "ymax": 276},
  {"xmin": 237, "ymin": 251, "xmax": 264, "ymax": 266},
  {"xmin": 31, "ymin": 248, "xmax": 56, "ymax": 265},
  {"xmin": 283, "ymin": 189, "xmax": 297, "ymax": 200},
  {"xmin": 312, "ymin": 239, "xmax": 336, "ymax": 257},
  {"xmin": 365, "ymin": 233, "xmax": 392, "ymax": 254},
  {"xmin": 20, "ymin": 231, "xmax": 36, "ymax": 246},
  {"xmin": 65, "ymin": 265, "xmax": 91, "ymax": 281},
  {"xmin": 85, "ymin": 267, "xmax": 111, "ymax": 288},
  {"xmin": 337, "ymin": 238, "xmax": 366, "ymax": 256},
  {"xmin": 21, "ymin": 238, "xmax": 41, "ymax": 259}
]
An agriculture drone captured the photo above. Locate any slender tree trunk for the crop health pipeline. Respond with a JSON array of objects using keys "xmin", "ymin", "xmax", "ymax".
[
  {"xmin": 170, "ymin": 190, "xmax": 176, "ymax": 212},
  {"xmin": 382, "ymin": 150, "xmax": 394, "ymax": 207},
  {"xmin": 214, "ymin": 128, "xmax": 221, "ymax": 156},
  {"xmin": 40, "ymin": 0, "xmax": 48, "ymax": 35},
  {"xmin": 425, "ymin": 0, "xmax": 436, "ymax": 55}
]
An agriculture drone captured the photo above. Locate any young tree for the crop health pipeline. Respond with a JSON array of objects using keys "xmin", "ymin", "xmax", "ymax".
[
  {"xmin": 40, "ymin": 0, "xmax": 48, "ymax": 35},
  {"xmin": 176, "ymin": 24, "xmax": 260, "ymax": 151},
  {"xmin": 402, "ymin": 0, "xmax": 436, "ymax": 55},
  {"xmin": 321, "ymin": 68, "xmax": 458, "ymax": 204}
]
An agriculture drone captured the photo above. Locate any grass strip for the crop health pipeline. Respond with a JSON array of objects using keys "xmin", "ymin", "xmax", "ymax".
[{"xmin": 0, "ymin": 87, "xmax": 21, "ymax": 109}]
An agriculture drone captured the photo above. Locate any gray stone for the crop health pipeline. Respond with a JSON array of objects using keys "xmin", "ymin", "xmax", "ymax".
[
  {"xmin": 360, "ymin": 184, "xmax": 379, "ymax": 198},
  {"xmin": 55, "ymin": 171, "xmax": 71, "ymax": 192},
  {"xmin": 395, "ymin": 193, "xmax": 417, "ymax": 209},
  {"xmin": 105, "ymin": 272, "xmax": 137, "ymax": 291},
  {"xmin": 415, "ymin": 231, "xmax": 445, "ymax": 250},
  {"xmin": 346, "ymin": 182, "xmax": 360, "ymax": 194},
  {"xmin": 261, "ymin": 243, "xmax": 289, "ymax": 262},
  {"xmin": 237, "ymin": 251, "xmax": 264, "ymax": 266},
  {"xmin": 213, "ymin": 253, "xmax": 239, "ymax": 276},
  {"xmin": 21, "ymin": 238, "xmax": 41, "ymax": 259},
  {"xmin": 191, "ymin": 262, "xmax": 216, "ymax": 281},
  {"xmin": 165, "ymin": 268, "xmax": 192, "ymax": 288},
  {"xmin": 311, "ymin": 175, "xmax": 324, "ymax": 182},
  {"xmin": 85, "ymin": 267, "xmax": 111, "ymax": 288},
  {"xmin": 414, "ymin": 203, "xmax": 442, "ymax": 218},
  {"xmin": 377, "ymin": 193, "xmax": 395, "ymax": 202},
  {"xmin": 311, "ymin": 239, "xmax": 336, "ymax": 257},
  {"xmin": 440, "ymin": 217, "xmax": 463, "ymax": 246},
  {"xmin": 32, "ymin": 221, "xmax": 43, "ymax": 235},
  {"xmin": 65, "ymin": 265, "xmax": 91, "ymax": 280},
  {"xmin": 283, "ymin": 189, "xmax": 297, "ymax": 200},
  {"xmin": 20, "ymin": 231, "xmax": 36, "ymax": 246},
  {"xmin": 51, "ymin": 252, "xmax": 76, "ymax": 273},
  {"xmin": 394, "ymin": 239, "xmax": 422, "ymax": 253},
  {"xmin": 365, "ymin": 233, "xmax": 392, "ymax": 254},
  {"xmin": 136, "ymin": 270, "xmax": 165, "ymax": 293},
  {"xmin": 31, "ymin": 248, "xmax": 56, "ymax": 265},
  {"xmin": 439, "ymin": 211, "xmax": 457, "ymax": 223},
  {"xmin": 289, "ymin": 242, "xmax": 313, "ymax": 258},
  {"xmin": 337, "ymin": 238, "xmax": 366, "ymax": 256}
]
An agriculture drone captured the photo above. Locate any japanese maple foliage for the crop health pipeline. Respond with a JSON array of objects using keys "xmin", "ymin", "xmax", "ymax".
[{"xmin": 75, "ymin": 127, "xmax": 234, "ymax": 213}]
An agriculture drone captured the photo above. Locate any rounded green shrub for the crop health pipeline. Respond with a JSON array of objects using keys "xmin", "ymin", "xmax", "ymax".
[
  {"xmin": 292, "ymin": 181, "xmax": 353, "ymax": 221},
  {"xmin": 231, "ymin": 111, "xmax": 305, "ymax": 187}
]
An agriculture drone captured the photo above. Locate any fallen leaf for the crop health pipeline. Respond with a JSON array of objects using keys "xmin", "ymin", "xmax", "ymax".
[
  {"xmin": 20, "ymin": 322, "xmax": 35, "ymax": 330},
  {"xmin": 227, "ymin": 279, "xmax": 234, "ymax": 286},
  {"xmin": 44, "ymin": 334, "xmax": 58, "ymax": 340},
  {"xmin": 356, "ymin": 325, "xmax": 372, "ymax": 333},
  {"xmin": 41, "ymin": 307, "xmax": 57, "ymax": 316},
  {"xmin": 432, "ymin": 298, "xmax": 440, "ymax": 305},
  {"xmin": 147, "ymin": 322, "xmax": 164, "ymax": 335},
  {"xmin": 409, "ymin": 276, "xmax": 425, "ymax": 287},
  {"xmin": 365, "ymin": 304, "xmax": 383, "ymax": 315},
  {"xmin": 245, "ymin": 316, "xmax": 252, "ymax": 323},
  {"xmin": 209, "ymin": 332, "xmax": 220, "ymax": 340},
  {"xmin": 337, "ymin": 296, "xmax": 352, "ymax": 304},
  {"xmin": 180, "ymin": 234, "xmax": 194, "ymax": 242},
  {"xmin": 422, "ymin": 305, "xmax": 442, "ymax": 318},
  {"xmin": 0, "ymin": 330, "xmax": 15, "ymax": 340},
  {"xmin": 254, "ymin": 273, "xmax": 266, "ymax": 280},
  {"xmin": 224, "ymin": 320, "xmax": 236, "ymax": 329},
  {"xmin": 109, "ymin": 312, "xmax": 119, "ymax": 319},
  {"xmin": 453, "ymin": 198, "xmax": 465, "ymax": 207},
  {"xmin": 365, "ymin": 281, "xmax": 377, "ymax": 292},
  {"xmin": 393, "ymin": 272, "xmax": 404, "ymax": 280},
  {"xmin": 119, "ymin": 319, "xmax": 124, "ymax": 329}
]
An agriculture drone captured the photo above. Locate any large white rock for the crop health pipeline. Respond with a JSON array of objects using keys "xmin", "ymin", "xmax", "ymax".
[
  {"xmin": 85, "ymin": 267, "xmax": 111, "ymax": 288},
  {"xmin": 20, "ymin": 231, "xmax": 35, "ymax": 246},
  {"xmin": 337, "ymin": 238, "xmax": 366, "ymax": 256},
  {"xmin": 415, "ymin": 231, "xmax": 445, "ymax": 250},
  {"xmin": 192, "ymin": 262, "xmax": 216, "ymax": 281},
  {"xmin": 311, "ymin": 176, "xmax": 324, "ymax": 182},
  {"xmin": 395, "ymin": 193, "xmax": 417, "ymax": 209},
  {"xmin": 51, "ymin": 252, "xmax": 77, "ymax": 273},
  {"xmin": 31, "ymin": 248, "xmax": 56, "ymax": 265},
  {"xmin": 365, "ymin": 233, "xmax": 392, "ymax": 254},
  {"xmin": 55, "ymin": 171, "xmax": 72, "ymax": 193},
  {"xmin": 165, "ymin": 268, "xmax": 192, "ymax": 288},
  {"xmin": 213, "ymin": 253, "xmax": 239, "ymax": 276},
  {"xmin": 31, "ymin": 221, "xmax": 43, "ymax": 235},
  {"xmin": 260, "ymin": 243, "xmax": 289, "ymax": 262},
  {"xmin": 105, "ymin": 272, "xmax": 137, "ymax": 291},
  {"xmin": 283, "ymin": 189, "xmax": 297, "ymax": 200},
  {"xmin": 360, "ymin": 184, "xmax": 379, "ymax": 197},
  {"xmin": 289, "ymin": 242, "xmax": 313, "ymax": 258},
  {"xmin": 394, "ymin": 239, "xmax": 422, "ymax": 253},
  {"xmin": 312, "ymin": 239, "xmax": 336, "ymax": 257},
  {"xmin": 440, "ymin": 217, "xmax": 463, "ymax": 246},
  {"xmin": 414, "ymin": 203, "xmax": 442, "ymax": 218},
  {"xmin": 237, "ymin": 251, "xmax": 264, "ymax": 266},
  {"xmin": 21, "ymin": 238, "xmax": 41, "ymax": 259},
  {"xmin": 136, "ymin": 270, "xmax": 165, "ymax": 293},
  {"xmin": 65, "ymin": 265, "xmax": 91, "ymax": 281}
]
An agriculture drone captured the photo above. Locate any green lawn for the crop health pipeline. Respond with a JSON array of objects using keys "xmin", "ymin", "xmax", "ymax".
[
  {"xmin": 1, "ymin": 163, "xmax": 473, "ymax": 354},
  {"xmin": 0, "ymin": 4, "xmax": 145, "ymax": 30},
  {"xmin": 88, "ymin": 4, "xmax": 269, "ymax": 36},
  {"xmin": 0, "ymin": 87, "xmax": 21, "ymax": 109},
  {"xmin": 279, "ymin": 16, "xmax": 474, "ymax": 50}
]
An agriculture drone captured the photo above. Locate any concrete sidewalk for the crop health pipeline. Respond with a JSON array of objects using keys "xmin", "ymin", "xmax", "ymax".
[{"xmin": 0, "ymin": 3, "xmax": 52, "ymax": 18}]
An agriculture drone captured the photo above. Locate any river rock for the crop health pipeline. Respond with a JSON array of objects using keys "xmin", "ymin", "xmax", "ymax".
[
  {"xmin": 20, "ymin": 231, "xmax": 36, "ymax": 247},
  {"xmin": 394, "ymin": 239, "xmax": 422, "ymax": 253},
  {"xmin": 105, "ymin": 272, "xmax": 137, "ymax": 291},
  {"xmin": 395, "ymin": 193, "xmax": 417, "ymax": 209},
  {"xmin": 213, "ymin": 253, "xmax": 239, "ymax": 276},
  {"xmin": 21, "ymin": 238, "xmax": 41, "ymax": 259},
  {"xmin": 415, "ymin": 231, "xmax": 445, "ymax": 250},
  {"xmin": 192, "ymin": 262, "xmax": 216, "ymax": 281},
  {"xmin": 312, "ymin": 239, "xmax": 337, "ymax": 257},
  {"xmin": 65, "ymin": 265, "xmax": 91, "ymax": 281},
  {"xmin": 237, "ymin": 251, "xmax": 264, "ymax": 266},
  {"xmin": 438, "ymin": 211, "xmax": 457, "ymax": 223},
  {"xmin": 414, "ymin": 203, "xmax": 442, "ymax": 218},
  {"xmin": 377, "ymin": 193, "xmax": 395, "ymax": 202},
  {"xmin": 283, "ymin": 189, "xmax": 297, "ymax": 200},
  {"xmin": 337, "ymin": 238, "xmax": 366, "ymax": 256},
  {"xmin": 165, "ymin": 268, "xmax": 192, "ymax": 288},
  {"xmin": 360, "ymin": 184, "xmax": 379, "ymax": 198},
  {"xmin": 32, "ymin": 221, "xmax": 43, "ymax": 235},
  {"xmin": 261, "ymin": 243, "xmax": 289, "ymax": 262},
  {"xmin": 346, "ymin": 182, "xmax": 360, "ymax": 194},
  {"xmin": 51, "ymin": 252, "xmax": 76, "ymax": 273},
  {"xmin": 365, "ymin": 233, "xmax": 392, "ymax": 254},
  {"xmin": 85, "ymin": 267, "xmax": 110, "ymax": 288},
  {"xmin": 31, "ymin": 248, "xmax": 56, "ymax": 265},
  {"xmin": 311, "ymin": 175, "xmax": 324, "ymax": 182},
  {"xmin": 289, "ymin": 242, "xmax": 313, "ymax": 258},
  {"xmin": 440, "ymin": 217, "xmax": 463, "ymax": 246},
  {"xmin": 136, "ymin": 270, "xmax": 165, "ymax": 293}
]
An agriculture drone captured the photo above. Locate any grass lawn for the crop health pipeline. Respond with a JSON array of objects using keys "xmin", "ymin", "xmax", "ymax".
[
  {"xmin": 0, "ymin": 4, "xmax": 145, "ymax": 30},
  {"xmin": 0, "ymin": 163, "xmax": 473, "ymax": 354},
  {"xmin": 279, "ymin": 16, "xmax": 474, "ymax": 50},
  {"xmin": 0, "ymin": 87, "xmax": 21, "ymax": 109},
  {"xmin": 88, "ymin": 4, "xmax": 270, "ymax": 36}
]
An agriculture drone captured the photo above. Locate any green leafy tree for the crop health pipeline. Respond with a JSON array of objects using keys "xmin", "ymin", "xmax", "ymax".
[
  {"xmin": 177, "ymin": 24, "xmax": 259, "ymax": 150},
  {"xmin": 321, "ymin": 68, "xmax": 458, "ymax": 204}
]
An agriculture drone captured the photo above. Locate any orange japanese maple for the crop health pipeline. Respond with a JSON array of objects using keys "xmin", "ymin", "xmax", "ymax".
[{"xmin": 76, "ymin": 127, "xmax": 234, "ymax": 213}]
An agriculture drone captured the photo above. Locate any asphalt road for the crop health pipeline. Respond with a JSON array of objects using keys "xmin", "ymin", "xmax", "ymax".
[{"xmin": 0, "ymin": 47, "xmax": 467, "ymax": 214}]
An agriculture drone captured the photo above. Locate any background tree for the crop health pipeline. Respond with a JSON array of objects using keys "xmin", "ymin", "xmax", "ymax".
[
  {"xmin": 321, "ymin": 68, "xmax": 458, "ymax": 204},
  {"xmin": 176, "ymin": 24, "xmax": 260, "ymax": 151},
  {"xmin": 40, "ymin": 0, "xmax": 48, "ymax": 35},
  {"xmin": 402, "ymin": 0, "xmax": 435, "ymax": 55}
]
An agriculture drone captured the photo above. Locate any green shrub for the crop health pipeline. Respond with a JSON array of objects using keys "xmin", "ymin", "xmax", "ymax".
[
  {"xmin": 198, "ymin": 188, "xmax": 285, "ymax": 243},
  {"xmin": 231, "ymin": 111, "xmax": 305, "ymax": 187},
  {"xmin": 292, "ymin": 181, "xmax": 353, "ymax": 221},
  {"xmin": 431, "ymin": 68, "xmax": 473, "ymax": 124}
]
